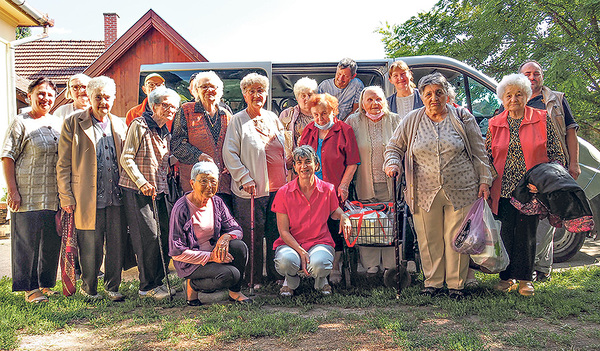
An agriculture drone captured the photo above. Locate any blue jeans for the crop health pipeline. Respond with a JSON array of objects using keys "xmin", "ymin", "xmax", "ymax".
[{"xmin": 274, "ymin": 244, "xmax": 334, "ymax": 290}]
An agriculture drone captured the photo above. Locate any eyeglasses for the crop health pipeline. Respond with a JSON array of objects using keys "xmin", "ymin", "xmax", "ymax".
[
  {"xmin": 71, "ymin": 85, "xmax": 86, "ymax": 91},
  {"xmin": 194, "ymin": 178, "xmax": 218, "ymax": 186},
  {"xmin": 246, "ymin": 88, "xmax": 266, "ymax": 96},
  {"xmin": 199, "ymin": 84, "xmax": 218, "ymax": 91},
  {"xmin": 146, "ymin": 82, "xmax": 165, "ymax": 89},
  {"xmin": 160, "ymin": 102, "xmax": 178, "ymax": 111}
]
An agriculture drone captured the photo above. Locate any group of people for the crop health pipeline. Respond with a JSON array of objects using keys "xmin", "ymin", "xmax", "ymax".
[{"xmin": 3, "ymin": 56, "xmax": 579, "ymax": 304}]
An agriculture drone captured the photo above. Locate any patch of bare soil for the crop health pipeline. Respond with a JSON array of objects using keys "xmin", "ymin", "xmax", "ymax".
[{"xmin": 14, "ymin": 305, "xmax": 600, "ymax": 351}]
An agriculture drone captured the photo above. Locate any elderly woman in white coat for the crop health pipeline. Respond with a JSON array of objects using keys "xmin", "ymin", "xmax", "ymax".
[
  {"xmin": 346, "ymin": 86, "xmax": 401, "ymax": 275},
  {"xmin": 223, "ymin": 73, "xmax": 287, "ymax": 288},
  {"xmin": 384, "ymin": 73, "xmax": 492, "ymax": 299}
]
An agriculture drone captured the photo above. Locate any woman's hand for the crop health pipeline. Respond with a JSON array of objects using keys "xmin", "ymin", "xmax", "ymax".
[
  {"xmin": 209, "ymin": 248, "xmax": 233, "ymax": 263},
  {"xmin": 140, "ymin": 182, "xmax": 157, "ymax": 199},
  {"xmin": 215, "ymin": 234, "xmax": 232, "ymax": 262},
  {"xmin": 7, "ymin": 189, "xmax": 21, "ymax": 212},
  {"xmin": 385, "ymin": 165, "xmax": 400, "ymax": 178},
  {"xmin": 338, "ymin": 184, "xmax": 349, "ymax": 202},
  {"xmin": 339, "ymin": 214, "xmax": 352, "ymax": 240},
  {"xmin": 527, "ymin": 184, "xmax": 538, "ymax": 193},
  {"xmin": 478, "ymin": 184, "xmax": 490, "ymax": 200},
  {"xmin": 298, "ymin": 248, "xmax": 310, "ymax": 276},
  {"xmin": 242, "ymin": 180, "xmax": 256, "ymax": 196},
  {"xmin": 62, "ymin": 205, "xmax": 75, "ymax": 214}
]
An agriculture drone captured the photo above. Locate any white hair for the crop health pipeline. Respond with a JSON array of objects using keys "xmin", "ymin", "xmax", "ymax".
[
  {"xmin": 193, "ymin": 71, "xmax": 224, "ymax": 103},
  {"xmin": 148, "ymin": 87, "xmax": 181, "ymax": 108},
  {"xmin": 86, "ymin": 76, "xmax": 116, "ymax": 98},
  {"xmin": 293, "ymin": 77, "xmax": 318, "ymax": 97},
  {"xmin": 240, "ymin": 73, "xmax": 269, "ymax": 94},
  {"xmin": 191, "ymin": 161, "xmax": 219, "ymax": 180},
  {"xmin": 358, "ymin": 86, "xmax": 390, "ymax": 115},
  {"xmin": 496, "ymin": 73, "xmax": 532, "ymax": 101}
]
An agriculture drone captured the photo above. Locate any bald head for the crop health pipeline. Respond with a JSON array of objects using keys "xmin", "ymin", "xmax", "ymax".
[{"xmin": 519, "ymin": 61, "xmax": 544, "ymax": 98}]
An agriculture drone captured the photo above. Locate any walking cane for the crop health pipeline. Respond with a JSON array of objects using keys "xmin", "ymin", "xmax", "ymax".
[
  {"xmin": 152, "ymin": 197, "xmax": 172, "ymax": 301},
  {"xmin": 249, "ymin": 192, "xmax": 256, "ymax": 296},
  {"xmin": 392, "ymin": 176, "xmax": 402, "ymax": 298}
]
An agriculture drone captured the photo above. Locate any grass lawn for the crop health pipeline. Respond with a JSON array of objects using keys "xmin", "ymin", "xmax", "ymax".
[{"xmin": 2, "ymin": 266, "xmax": 600, "ymax": 350}]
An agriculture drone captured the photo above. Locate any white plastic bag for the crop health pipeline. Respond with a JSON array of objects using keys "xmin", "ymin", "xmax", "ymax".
[
  {"xmin": 470, "ymin": 200, "xmax": 509, "ymax": 273},
  {"xmin": 452, "ymin": 198, "xmax": 487, "ymax": 254}
]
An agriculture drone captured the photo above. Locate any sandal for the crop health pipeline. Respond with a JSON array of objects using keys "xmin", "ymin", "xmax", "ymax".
[
  {"xmin": 40, "ymin": 288, "xmax": 60, "ymax": 296},
  {"xmin": 495, "ymin": 279, "xmax": 518, "ymax": 292},
  {"xmin": 448, "ymin": 289, "xmax": 465, "ymax": 300},
  {"xmin": 183, "ymin": 279, "xmax": 201, "ymax": 306},
  {"xmin": 229, "ymin": 292, "xmax": 253, "ymax": 304},
  {"xmin": 518, "ymin": 280, "xmax": 535, "ymax": 296},
  {"xmin": 279, "ymin": 285, "xmax": 294, "ymax": 297},
  {"xmin": 25, "ymin": 289, "xmax": 49, "ymax": 303}
]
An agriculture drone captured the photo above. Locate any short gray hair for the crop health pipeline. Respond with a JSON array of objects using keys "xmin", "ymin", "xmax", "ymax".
[
  {"xmin": 293, "ymin": 77, "xmax": 318, "ymax": 97},
  {"xmin": 148, "ymin": 86, "xmax": 181, "ymax": 108},
  {"xmin": 191, "ymin": 161, "xmax": 219, "ymax": 180},
  {"xmin": 497, "ymin": 73, "xmax": 532, "ymax": 101},
  {"xmin": 240, "ymin": 73, "xmax": 269, "ymax": 94},
  {"xmin": 193, "ymin": 71, "xmax": 224, "ymax": 102},
  {"xmin": 447, "ymin": 85, "xmax": 457, "ymax": 103},
  {"xmin": 65, "ymin": 74, "xmax": 91, "ymax": 100},
  {"xmin": 292, "ymin": 145, "xmax": 320, "ymax": 171},
  {"xmin": 86, "ymin": 76, "xmax": 116, "ymax": 98},
  {"xmin": 338, "ymin": 58, "xmax": 357, "ymax": 76},
  {"xmin": 417, "ymin": 73, "xmax": 450, "ymax": 95},
  {"xmin": 358, "ymin": 86, "xmax": 390, "ymax": 115}
]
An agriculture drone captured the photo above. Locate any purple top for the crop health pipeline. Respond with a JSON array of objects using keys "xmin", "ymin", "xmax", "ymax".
[{"xmin": 168, "ymin": 192, "xmax": 243, "ymax": 278}]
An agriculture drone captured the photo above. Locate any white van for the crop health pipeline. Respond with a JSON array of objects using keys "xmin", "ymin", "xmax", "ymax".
[{"xmin": 140, "ymin": 55, "xmax": 599, "ymax": 262}]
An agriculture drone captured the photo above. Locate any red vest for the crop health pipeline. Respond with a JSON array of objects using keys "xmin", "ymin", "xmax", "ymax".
[{"xmin": 488, "ymin": 107, "xmax": 549, "ymax": 214}]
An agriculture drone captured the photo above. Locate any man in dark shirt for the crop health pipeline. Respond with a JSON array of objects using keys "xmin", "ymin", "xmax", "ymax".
[{"xmin": 519, "ymin": 60, "xmax": 581, "ymax": 282}]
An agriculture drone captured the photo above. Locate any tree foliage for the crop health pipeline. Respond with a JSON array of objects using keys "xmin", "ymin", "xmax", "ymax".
[
  {"xmin": 16, "ymin": 27, "xmax": 31, "ymax": 40},
  {"xmin": 378, "ymin": 0, "xmax": 600, "ymax": 143}
]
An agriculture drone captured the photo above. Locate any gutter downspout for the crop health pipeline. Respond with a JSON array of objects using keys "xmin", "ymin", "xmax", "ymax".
[{"xmin": 8, "ymin": 0, "xmax": 53, "ymax": 27}]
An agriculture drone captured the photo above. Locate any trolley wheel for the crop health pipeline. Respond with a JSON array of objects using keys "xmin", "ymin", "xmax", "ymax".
[{"xmin": 383, "ymin": 265, "xmax": 411, "ymax": 292}]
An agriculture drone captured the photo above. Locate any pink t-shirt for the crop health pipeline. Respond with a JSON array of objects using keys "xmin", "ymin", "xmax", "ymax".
[
  {"xmin": 171, "ymin": 197, "xmax": 215, "ymax": 266},
  {"xmin": 265, "ymin": 135, "xmax": 286, "ymax": 191},
  {"xmin": 271, "ymin": 177, "xmax": 338, "ymax": 250}
]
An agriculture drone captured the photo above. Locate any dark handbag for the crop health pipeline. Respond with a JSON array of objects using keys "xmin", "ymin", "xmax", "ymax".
[{"xmin": 166, "ymin": 164, "xmax": 184, "ymax": 205}]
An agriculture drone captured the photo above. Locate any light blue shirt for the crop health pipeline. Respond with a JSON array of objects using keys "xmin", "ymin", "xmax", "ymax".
[{"xmin": 318, "ymin": 77, "xmax": 364, "ymax": 121}]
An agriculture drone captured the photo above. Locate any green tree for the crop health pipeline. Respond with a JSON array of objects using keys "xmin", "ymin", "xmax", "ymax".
[
  {"xmin": 378, "ymin": 0, "xmax": 600, "ymax": 144},
  {"xmin": 15, "ymin": 27, "xmax": 31, "ymax": 39}
]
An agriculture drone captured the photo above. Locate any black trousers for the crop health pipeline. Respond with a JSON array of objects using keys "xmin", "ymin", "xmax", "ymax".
[
  {"xmin": 497, "ymin": 198, "xmax": 538, "ymax": 281},
  {"xmin": 77, "ymin": 205, "xmax": 126, "ymax": 295},
  {"xmin": 186, "ymin": 239, "xmax": 248, "ymax": 293},
  {"xmin": 233, "ymin": 192, "xmax": 281, "ymax": 284},
  {"xmin": 123, "ymin": 189, "xmax": 169, "ymax": 291},
  {"xmin": 11, "ymin": 210, "xmax": 60, "ymax": 292}
]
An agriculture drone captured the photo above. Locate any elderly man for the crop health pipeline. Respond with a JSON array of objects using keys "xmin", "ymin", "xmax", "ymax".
[
  {"xmin": 126, "ymin": 73, "xmax": 167, "ymax": 128},
  {"xmin": 317, "ymin": 58, "xmax": 364, "ymax": 121},
  {"xmin": 520, "ymin": 60, "xmax": 581, "ymax": 282},
  {"xmin": 119, "ymin": 87, "xmax": 181, "ymax": 300},
  {"xmin": 57, "ymin": 76, "xmax": 128, "ymax": 301}
]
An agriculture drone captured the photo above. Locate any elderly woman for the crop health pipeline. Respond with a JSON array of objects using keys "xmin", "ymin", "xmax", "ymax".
[
  {"xmin": 279, "ymin": 77, "xmax": 318, "ymax": 164},
  {"xmin": 57, "ymin": 76, "xmax": 128, "ymax": 301},
  {"xmin": 54, "ymin": 74, "xmax": 92, "ymax": 119},
  {"xmin": 119, "ymin": 87, "xmax": 181, "ymax": 300},
  {"xmin": 486, "ymin": 74, "xmax": 565, "ymax": 296},
  {"xmin": 384, "ymin": 73, "xmax": 492, "ymax": 299},
  {"xmin": 273, "ymin": 145, "xmax": 352, "ymax": 296},
  {"xmin": 298, "ymin": 93, "xmax": 360, "ymax": 283},
  {"xmin": 172, "ymin": 71, "xmax": 233, "ymax": 209},
  {"xmin": 346, "ymin": 86, "xmax": 401, "ymax": 275},
  {"xmin": 169, "ymin": 161, "xmax": 251, "ymax": 305},
  {"xmin": 223, "ymin": 72, "xmax": 286, "ymax": 288},
  {"xmin": 386, "ymin": 61, "xmax": 423, "ymax": 116},
  {"xmin": 1, "ymin": 77, "xmax": 62, "ymax": 303}
]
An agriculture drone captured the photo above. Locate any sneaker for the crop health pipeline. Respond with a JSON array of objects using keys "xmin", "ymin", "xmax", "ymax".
[
  {"xmin": 366, "ymin": 266, "xmax": 379, "ymax": 274},
  {"xmin": 106, "ymin": 291, "xmax": 124, "ymax": 301},
  {"xmin": 407, "ymin": 260, "xmax": 417, "ymax": 274},
  {"xmin": 279, "ymin": 285, "xmax": 294, "ymax": 297},
  {"xmin": 25, "ymin": 289, "xmax": 48, "ymax": 303},
  {"xmin": 159, "ymin": 284, "xmax": 176, "ymax": 296},
  {"xmin": 80, "ymin": 288, "xmax": 102, "ymax": 300},
  {"xmin": 320, "ymin": 284, "xmax": 332, "ymax": 295},
  {"xmin": 40, "ymin": 287, "xmax": 60, "ymax": 296},
  {"xmin": 532, "ymin": 270, "xmax": 550, "ymax": 282},
  {"xmin": 139, "ymin": 286, "xmax": 170, "ymax": 300}
]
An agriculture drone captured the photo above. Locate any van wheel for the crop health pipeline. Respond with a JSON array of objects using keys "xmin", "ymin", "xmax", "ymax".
[{"xmin": 553, "ymin": 228, "xmax": 586, "ymax": 263}]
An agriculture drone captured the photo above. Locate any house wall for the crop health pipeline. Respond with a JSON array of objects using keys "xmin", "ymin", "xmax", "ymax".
[
  {"xmin": 0, "ymin": 20, "xmax": 17, "ymax": 192},
  {"xmin": 103, "ymin": 27, "xmax": 206, "ymax": 117}
]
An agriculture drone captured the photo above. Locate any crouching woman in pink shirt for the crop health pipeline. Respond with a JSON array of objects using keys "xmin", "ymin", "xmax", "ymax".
[
  {"xmin": 272, "ymin": 145, "xmax": 352, "ymax": 296},
  {"xmin": 169, "ymin": 161, "xmax": 252, "ymax": 305}
]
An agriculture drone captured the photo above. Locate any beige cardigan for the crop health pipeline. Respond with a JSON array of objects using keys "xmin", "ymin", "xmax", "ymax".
[
  {"xmin": 56, "ymin": 109, "xmax": 126, "ymax": 230},
  {"xmin": 222, "ymin": 109, "xmax": 285, "ymax": 199},
  {"xmin": 384, "ymin": 105, "xmax": 492, "ymax": 210},
  {"xmin": 346, "ymin": 111, "xmax": 401, "ymax": 201}
]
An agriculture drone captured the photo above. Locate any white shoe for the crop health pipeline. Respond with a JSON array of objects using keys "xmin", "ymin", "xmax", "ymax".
[
  {"xmin": 407, "ymin": 261, "xmax": 417, "ymax": 273},
  {"xmin": 366, "ymin": 266, "xmax": 379, "ymax": 274},
  {"xmin": 106, "ymin": 290, "xmax": 124, "ymax": 301},
  {"xmin": 80, "ymin": 288, "xmax": 102, "ymax": 300},
  {"xmin": 160, "ymin": 284, "xmax": 176, "ymax": 296}
]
